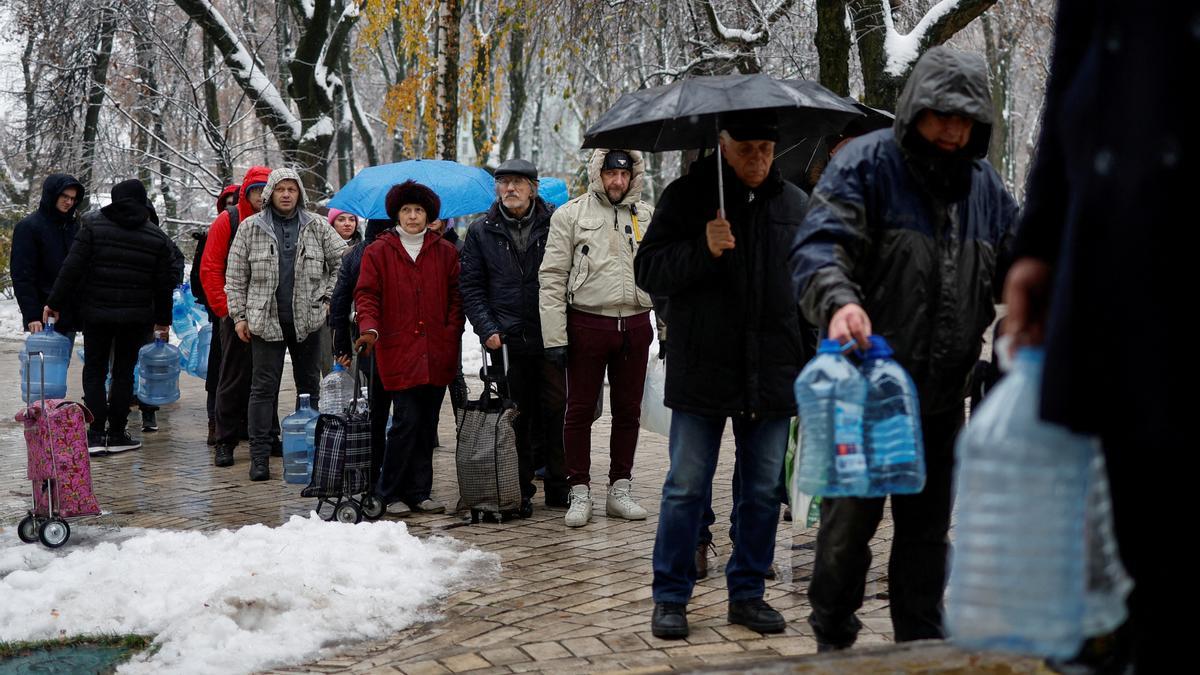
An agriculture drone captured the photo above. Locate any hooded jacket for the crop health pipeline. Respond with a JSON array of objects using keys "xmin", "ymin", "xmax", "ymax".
[
  {"xmin": 538, "ymin": 149, "xmax": 655, "ymax": 348},
  {"xmin": 46, "ymin": 180, "xmax": 177, "ymax": 326},
  {"xmin": 329, "ymin": 218, "xmax": 392, "ymax": 356},
  {"xmin": 199, "ymin": 166, "xmax": 271, "ymax": 318},
  {"xmin": 635, "ymin": 153, "xmax": 811, "ymax": 419},
  {"xmin": 224, "ymin": 168, "xmax": 347, "ymax": 342},
  {"xmin": 460, "ymin": 196, "xmax": 556, "ymax": 355},
  {"xmin": 11, "ymin": 174, "xmax": 85, "ymax": 332},
  {"xmin": 789, "ymin": 46, "xmax": 1018, "ymax": 414},
  {"xmin": 354, "ymin": 228, "xmax": 464, "ymax": 391}
]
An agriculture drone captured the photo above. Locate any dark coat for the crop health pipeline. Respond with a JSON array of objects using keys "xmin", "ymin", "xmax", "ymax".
[
  {"xmin": 354, "ymin": 229, "xmax": 465, "ymax": 391},
  {"xmin": 789, "ymin": 47, "xmax": 1018, "ymax": 414},
  {"xmin": 459, "ymin": 198, "xmax": 555, "ymax": 355},
  {"xmin": 46, "ymin": 202, "xmax": 177, "ymax": 327},
  {"xmin": 634, "ymin": 154, "xmax": 810, "ymax": 419},
  {"xmin": 1014, "ymin": 1, "xmax": 1192, "ymax": 440},
  {"xmin": 10, "ymin": 174, "xmax": 85, "ymax": 332},
  {"xmin": 329, "ymin": 219, "xmax": 392, "ymax": 356}
]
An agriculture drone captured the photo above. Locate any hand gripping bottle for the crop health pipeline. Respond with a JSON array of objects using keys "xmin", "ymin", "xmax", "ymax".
[
  {"xmin": 860, "ymin": 336, "xmax": 925, "ymax": 496},
  {"xmin": 136, "ymin": 331, "xmax": 181, "ymax": 405},
  {"xmin": 794, "ymin": 339, "xmax": 870, "ymax": 497}
]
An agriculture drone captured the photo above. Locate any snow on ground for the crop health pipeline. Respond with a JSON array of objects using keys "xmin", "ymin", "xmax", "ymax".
[
  {"xmin": 0, "ymin": 515, "xmax": 500, "ymax": 674},
  {"xmin": 0, "ymin": 294, "xmax": 25, "ymax": 339}
]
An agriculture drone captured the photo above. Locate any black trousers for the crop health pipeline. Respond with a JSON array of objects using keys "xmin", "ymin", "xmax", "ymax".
[
  {"xmin": 82, "ymin": 322, "xmax": 151, "ymax": 434},
  {"xmin": 247, "ymin": 323, "xmax": 322, "ymax": 461},
  {"xmin": 377, "ymin": 384, "xmax": 444, "ymax": 505},
  {"xmin": 807, "ymin": 406, "xmax": 964, "ymax": 646},
  {"xmin": 501, "ymin": 352, "xmax": 568, "ymax": 503},
  {"xmin": 214, "ymin": 316, "xmax": 271, "ymax": 448},
  {"xmin": 205, "ymin": 310, "xmax": 222, "ymax": 418}
]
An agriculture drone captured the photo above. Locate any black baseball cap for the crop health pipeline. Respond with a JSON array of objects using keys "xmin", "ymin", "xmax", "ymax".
[{"xmin": 602, "ymin": 150, "xmax": 634, "ymax": 171}]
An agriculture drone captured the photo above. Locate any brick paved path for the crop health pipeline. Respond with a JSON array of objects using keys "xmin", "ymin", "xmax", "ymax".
[{"xmin": 0, "ymin": 338, "xmax": 902, "ymax": 673}]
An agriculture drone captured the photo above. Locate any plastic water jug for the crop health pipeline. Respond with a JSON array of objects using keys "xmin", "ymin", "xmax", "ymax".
[
  {"xmin": 947, "ymin": 348, "xmax": 1095, "ymax": 658},
  {"xmin": 793, "ymin": 339, "xmax": 869, "ymax": 497},
  {"xmin": 319, "ymin": 363, "xmax": 354, "ymax": 414},
  {"xmin": 860, "ymin": 336, "xmax": 925, "ymax": 496},
  {"xmin": 283, "ymin": 394, "xmax": 320, "ymax": 484},
  {"xmin": 184, "ymin": 322, "xmax": 213, "ymax": 379},
  {"xmin": 136, "ymin": 333, "xmax": 181, "ymax": 405},
  {"xmin": 20, "ymin": 318, "xmax": 72, "ymax": 402}
]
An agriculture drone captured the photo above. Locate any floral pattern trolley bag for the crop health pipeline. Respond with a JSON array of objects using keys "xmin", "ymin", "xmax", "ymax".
[{"xmin": 18, "ymin": 399, "xmax": 102, "ymax": 520}]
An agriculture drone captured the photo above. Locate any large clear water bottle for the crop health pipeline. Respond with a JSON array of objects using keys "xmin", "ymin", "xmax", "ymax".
[
  {"xmin": 172, "ymin": 284, "xmax": 198, "ymax": 361},
  {"xmin": 860, "ymin": 336, "xmax": 925, "ymax": 496},
  {"xmin": 184, "ymin": 322, "xmax": 213, "ymax": 379},
  {"xmin": 948, "ymin": 347, "xmax": 1092, "ymax": 659},
  {"xmin": 794, "ymin": 339, "xmax": 869, "ymax": 497},
  {"xmin": 283, "ymin": 394, "xmax": 319, "ymax": 484},
  {"xmin": 136, "ymin": 332, "xmax": 181, "ymax": 405},
  {"xmin": 319, "ymin": 363, "xmax": 354, "ymax": 414},
  {"xmin": 20, "ymin": 317, "xmax": 72, "ymax": 402}
]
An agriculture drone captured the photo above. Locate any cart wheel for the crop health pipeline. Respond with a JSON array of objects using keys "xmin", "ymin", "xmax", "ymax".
[
  {"xmin": 38, "ymin": 518, "xmax": 70, "ymax": 548},
  {"xmin": 18, "ymin": 514, "xmax": 39, "ymax": 544},
  {"xmin": 361, "ymin": 495, "xmax": 385, "ymax": 521},
  {"xmin": 334, "ymin": 501, "xmax": 362, "ymax": 524}
]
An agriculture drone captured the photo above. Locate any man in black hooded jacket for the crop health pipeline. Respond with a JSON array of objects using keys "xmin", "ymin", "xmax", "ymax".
[
  {"xmin": 790, "ymin": 46, "xmax": 1018, "ymax": 649},
  {"xmin": 12, "ymin": 174, "xmax": 85, "ymax": 335},
  {"xmin": 45, "ymin": 179, "xmax": 177, "ymax": 454}
]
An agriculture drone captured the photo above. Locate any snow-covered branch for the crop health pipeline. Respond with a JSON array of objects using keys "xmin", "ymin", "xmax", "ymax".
[{"xmin": 879, "ymin": 0, "xmax": 997, "ymax": 76}]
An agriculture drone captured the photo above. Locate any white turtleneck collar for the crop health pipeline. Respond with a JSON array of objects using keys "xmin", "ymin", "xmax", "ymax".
[{"xmin": 396, "ymin": 226, "xmax": 427, "ymax": 260}]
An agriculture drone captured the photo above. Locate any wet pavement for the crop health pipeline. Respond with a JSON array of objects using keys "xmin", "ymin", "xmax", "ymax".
[{"xmin": 0, "ymin": 337, "xmax": 1033, "ymax": 674}]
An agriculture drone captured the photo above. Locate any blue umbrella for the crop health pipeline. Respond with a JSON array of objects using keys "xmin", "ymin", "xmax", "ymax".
[
  {"xmin": 538, "ymin": 177, "xmax": 570, "ymax": 207},
  {"xmin": 328, "ymin": 159, "xmax": 495, "ymax": 220}
]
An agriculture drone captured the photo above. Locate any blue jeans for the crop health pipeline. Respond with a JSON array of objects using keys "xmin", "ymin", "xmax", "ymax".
[{"xmin": 652, "ymin": 410, "xmax": 789, "ymax": 604}]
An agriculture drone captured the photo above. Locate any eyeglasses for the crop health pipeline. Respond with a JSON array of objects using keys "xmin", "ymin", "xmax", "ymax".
[{"xmin": 496, "ymin": 177, "xmax": 528, "ymax": 188}]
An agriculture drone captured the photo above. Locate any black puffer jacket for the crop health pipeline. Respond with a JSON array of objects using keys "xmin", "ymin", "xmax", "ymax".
[
  {"xmin": 459, "ymin": 197, "xmax": 555, "ymax": 355},
  {"xmin": 47, "ymin": 196, "xmax": 177, "ymax": 326},
  {"xmin": 10, "ymin": 174, "xmax": 85, "ymax": 332},
  {"xmin": 635, "ymin": 154, "xmax": 810, "ymax": 419},
  {"xmin": 789, "ymin": 46, "xmax": 1018, "ymax": 414},
  {"xmin": 329, "ymin": 219, "xmax": 394, "ymax": 356}
]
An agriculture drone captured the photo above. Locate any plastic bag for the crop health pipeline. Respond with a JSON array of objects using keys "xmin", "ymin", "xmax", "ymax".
[
  {"xmin": 786, "ymin": 417, "xmax": 821, "ymax": 528},
  {"xmin": 639, "ymin": 357, "xmax": 671, "ymax": 437}
]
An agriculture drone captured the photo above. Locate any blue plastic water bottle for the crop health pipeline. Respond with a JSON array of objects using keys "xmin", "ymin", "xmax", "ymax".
[
  {"xmin": 794, "ymin": 339, "xmax": 869, "ymax": 497},
  {"xmin": 136, "ymin": 332, "xmax": 181, "ymax": 405},
  {"xmin": 19, "ymin": 317, "xmax": 72, "ymax": 402},
  {"xmin": 948, "ymin": 348, "xmax": 1092, "ymax": 658},
  {"xmin": 860, "ymin": 336, "xmax": 925, "ymax": 496},
  {"xmin": 185, "ymin": 322, "xmax": 213, "ymax": 378},
  {"xmin": 283, "ymin": 394, "xmax": 319, "ymax": 484}
]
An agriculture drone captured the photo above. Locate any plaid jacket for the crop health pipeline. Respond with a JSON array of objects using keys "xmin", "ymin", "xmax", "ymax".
[{"xmin": 225, "ymin": 170, "xmax": 347, "ymax": 342}]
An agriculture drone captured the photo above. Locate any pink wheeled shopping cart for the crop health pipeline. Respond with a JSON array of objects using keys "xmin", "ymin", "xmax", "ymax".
[{"xmin": 15, "ymin": 354, "xmax": 101, "ymax": 548}]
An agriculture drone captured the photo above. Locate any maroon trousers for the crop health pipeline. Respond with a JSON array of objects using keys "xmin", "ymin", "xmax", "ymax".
[{"xmin": 563, "ymin": 309, "xmax": 653, "ymax": 487}]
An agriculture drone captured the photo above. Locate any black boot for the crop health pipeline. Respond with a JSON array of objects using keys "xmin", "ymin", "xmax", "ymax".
[
  {"xmin": 651, "ymin": 602, "xmax": 689, "ymax": 639},
  {"xmin": 207, "ymin": 418, "xmax": 217, "ymax": 446},
  {"xmin": 728, "ymin": 598, "xmax": 786, "ymax": 634},
  {"xmin": 214, "ymin": 444, "xmax": 234, "ymax": 468},
  {"xmin": 249, "ymin": 456, "xmax": 270, "ymax": 481}
]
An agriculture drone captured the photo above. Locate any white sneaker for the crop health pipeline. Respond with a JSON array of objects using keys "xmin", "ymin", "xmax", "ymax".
[
  {"xmin": 564, "ymin": 485, "xmax": 592, "ymax": 527},
  {"xmin": 606, "ymin": 479, "xmax": 648, "ymax": 520}
]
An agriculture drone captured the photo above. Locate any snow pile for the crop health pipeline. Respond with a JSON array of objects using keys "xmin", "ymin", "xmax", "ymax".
[
  {"xmin": 0, "ymin": 294, "xmax": 26, "ymax": 339},
  {"xmin": 0, "ymin": 515, "xmax": 500, "ymax": 674}
]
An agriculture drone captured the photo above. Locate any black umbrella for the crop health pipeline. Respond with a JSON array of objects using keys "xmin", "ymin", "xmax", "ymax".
[
  {"xmin": 773, "ymin": 95, "xmax": 895, "ymax": 190},
  {"xmin": 582, "ymin": 74, "xmax": 861, "ymax": 212}
]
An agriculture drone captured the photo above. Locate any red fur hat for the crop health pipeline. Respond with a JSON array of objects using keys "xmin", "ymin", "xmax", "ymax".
[{"xmin": 385, "ymin": 180, "xmax": 441, "ymax": 223}]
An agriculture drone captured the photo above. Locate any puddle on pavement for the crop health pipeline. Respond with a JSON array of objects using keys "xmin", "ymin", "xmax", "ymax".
[{"xmin": 0, "ymin": 644, "xmax": 137, "ymax": 674}]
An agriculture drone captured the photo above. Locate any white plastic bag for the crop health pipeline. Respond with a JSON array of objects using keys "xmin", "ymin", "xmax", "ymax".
[{"xmin": 639, "ymin": 357, "xmax": 671, "ymax": 437}]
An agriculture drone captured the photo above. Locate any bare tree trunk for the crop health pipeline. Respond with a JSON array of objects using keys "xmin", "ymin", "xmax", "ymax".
[
  {"xmin": 20, "ymin": 31, "xmax": 38, "ymax": 206},
  {"xmin": 436, "ymin": 0, "xmax": 463, "ymax": 160},
  {"xmin": 498, "ymin": 23, "xmax": 527, "ymax": 161},
  {"xmin": 79, "ymin": 5, "xmax": 118, "ymax": 205},
  {"xmin": 815, "ymin": 0, "xmax": 850, "ymax": 96},
  {"xmin": 202, "ymin": 36, "xmax": 234, "ymax": 187},
  {"xmin": 343, "ymin": 59, "xmax": 379, "ymax": 167}
]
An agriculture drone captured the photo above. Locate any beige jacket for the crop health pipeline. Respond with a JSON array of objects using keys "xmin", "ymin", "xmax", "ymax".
[
  {"xmin": 225, "ymin": 168, "xmax": 347, "ymax": 342},
  {"xmin": 538, "ymin": 149, "xmax": 655, "ymax": 348}
]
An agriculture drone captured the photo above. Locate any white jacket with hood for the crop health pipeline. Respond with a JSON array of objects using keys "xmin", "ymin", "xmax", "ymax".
[{"xmin": 538, "ymin": 149, "xmax": 655, "ymax": 349}]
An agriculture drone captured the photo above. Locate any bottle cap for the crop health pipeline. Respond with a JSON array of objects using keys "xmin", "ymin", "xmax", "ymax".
[
  {"xmin": 862, "ymin": 335, "xmax": 893, "ymax": 358},
  {"xmin": 816, "ymin": 339, "xmax": 843, "ymax": 354}
]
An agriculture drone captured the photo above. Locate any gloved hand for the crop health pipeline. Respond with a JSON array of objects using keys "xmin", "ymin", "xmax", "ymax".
[{"xmin": 545, "ymin": 346, "xmax": 567, "ymax": 369}]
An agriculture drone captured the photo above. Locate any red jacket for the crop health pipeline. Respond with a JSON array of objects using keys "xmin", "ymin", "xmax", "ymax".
[
  {"xmin": 355, "ymin": 229, "xmax": 464, "ymax": 392},
  {"xmin": 199, "ymin": 166, "xmax": 271, "ymax": 318}
]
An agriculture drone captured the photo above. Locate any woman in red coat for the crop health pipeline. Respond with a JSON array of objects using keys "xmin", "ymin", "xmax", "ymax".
[{"xmin": 354, "ymin": 180, "xmax": 464, "ymax": 516}]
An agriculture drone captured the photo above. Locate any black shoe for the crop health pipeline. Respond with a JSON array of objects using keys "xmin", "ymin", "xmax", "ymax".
[
  {"xmin": 695, "ymin": 542, "xmax": 713, "ymax": 580},
  {"xmin": 269, "ymin": 439, "xmax": 283, "ymax": 458},
  {"xmin": 518, "ymin": 497, "xmax": 533, "ymax": 518},
  {"xmin": 214, "ymin": 444, "xmax": 234, "ymax": 468},
  {"xmin": 727, "ymin": 598, "xmax": 786, "ymax": 634},
  {"xmin": 141, "ymin": 411, "xmax": 158, "ymax": 432},
  {"xmin": 207, "ymin": 418, "xmax": 217, "ymax": 446},
  {"xmin": 651, "ymin": 602, "xmax": 689, "ymax": 639},
  {"xmin": 249, "ymin": 457, "xmax": 270, "ymax": 481},
  {"xmin": 764, "ymin": 565, "xmax": 776, "ymax": 580},
  {"xmin": 544, "ymin": 488, "xmax": 570, "ymax": 508},
  {"xmin": 87, "ymin": 429, "xmax": 108, "ymax": 456},
  {"xmin": 106, "ymin": 430, "xmax": 142, "ymax": 453}
]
